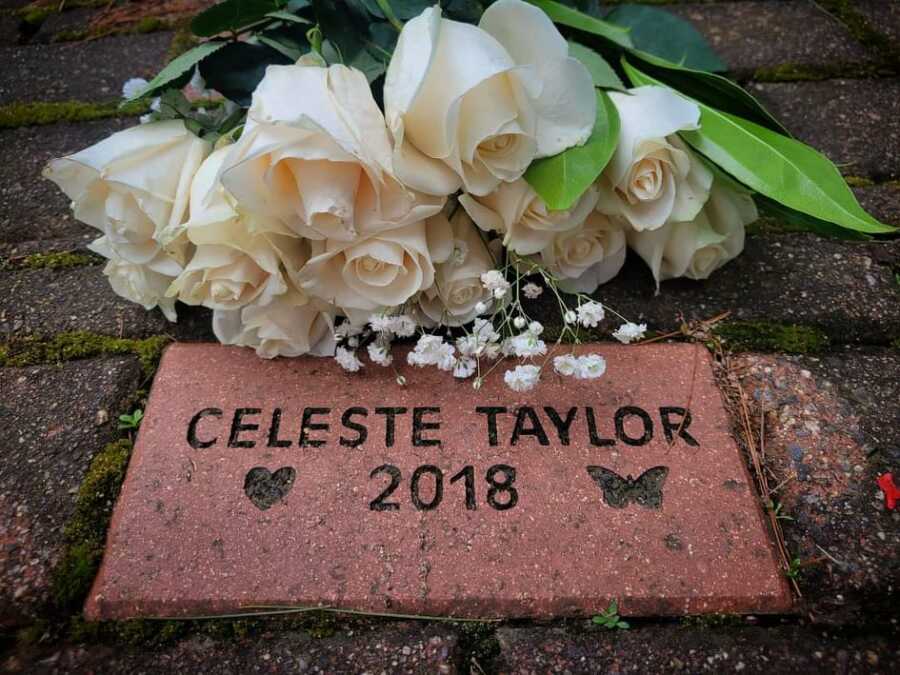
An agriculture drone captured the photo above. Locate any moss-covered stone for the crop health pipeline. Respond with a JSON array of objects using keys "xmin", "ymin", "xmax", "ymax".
[
  {"xmin": 10, "ymin": 251, "xmax": 99, "ymax": 270},
  {"xmin": 0, "ymin": 100, "xmax": 149, "ymax": 129},
  {"xmin": 751, "ymin": 62, "xmax": 894, "ymax": 83},
  {"xmin": 0, "ymin": 331, "xmax": 170, "ymax": 375},
  {"xmin": 51, "ymin": 439, "xmax": 133, "ymax": 612},
  {"xmin": 816, "ymin": 0, "xmax": 900, "ymax": 70},
  {"xmin": 844, "ymin": 176, "xmax": 876, "ymax": 188},
  {"xmin": 714, "ymin": 321, "xmax": 830, "ymax": 354}
]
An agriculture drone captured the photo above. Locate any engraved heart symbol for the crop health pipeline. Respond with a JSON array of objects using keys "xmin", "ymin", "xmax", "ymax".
[{"xmin": 243, "ymin": 466, "xmax": 296, "ymax": 511}]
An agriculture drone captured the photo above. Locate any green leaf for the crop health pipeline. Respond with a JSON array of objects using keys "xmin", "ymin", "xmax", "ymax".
[
  {"xmin": 199, "ymin": 41, "xmax": 292, "ymax": 106},
  {"xmin": 567, "ymin": 41, "xmax": 624, "ymax": 90},
  {"xmin": 526, "ymin": 0, "xmax": 633, "ymax": 48},
  {"xmin": 620, "ymin": 60, "xmax": 895, "ymax": 235},
  {"xmin": 257, "ymin": 34, "xmax": 304, "ymax": 60},
  {"xmin": 627, "ymin": 49, "xmax": 789, "ymax": 136},
  {"xmin": 192, "ymin": 0, "xmax": 282, "ymax": 37},
  {"xmin": 606, "ymin": 5, "xmax": 725, "ymax": 73},
  {"xmin": 524, "ymin": 89, "xmax": 619, "ymax": 210},
  {"xmin": 126, "ymin": 42, "xmax": 226, "ymax": 101},
  {"xmin": 265, "ymin": 9, "xmax": 311, "ymax": 23}
]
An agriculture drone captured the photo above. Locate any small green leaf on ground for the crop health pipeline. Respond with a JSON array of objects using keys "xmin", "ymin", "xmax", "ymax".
[
  {"xmin": 568, "ymin": 41, "xmax": 625, "ymax": 90},
  {"xmin": 525, "ymin": 89, "xmax": 620, "ymax": 211},
  {"xmin": 118, "ymin": 409, "xmax": 144, "ymax": 431},
  {"xmin": 527, "ymin": 0, "xmax": 633, "ymax": 49},
  {"xmin": 605, "ymin": 5, "xmax": 726, "ymax": 73},
  {"xmin": 592, "ymin": 600, "xmax": 630, "ymax": 629}
]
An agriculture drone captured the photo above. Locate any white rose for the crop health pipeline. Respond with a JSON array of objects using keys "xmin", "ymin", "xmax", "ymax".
[
  {"xmin": 418, "ymin": 209, "xmax": 498, "ymax": 326},
  {"xmin": 299, "ymin": 221, "xmax": 437, "ymax": 312},
  {"xmin": 88, "ymin": 236, "xmax": 180, "ymax": 322},
  {"xmin": 538, "ymin": 212, "xmax": 627, "ymax": 293},
  {"xmin": 43, "ymin": 119, "xmax": 210, "ymax": 265},
  {"xmin": 459, "ymin": 179, "xmax": 598, "ymax": 255},
  {"xmin": 220, "ymin": 63, "xmax": 442, "ymax": 242},
  {"xmin": 213, "ymin": 289, "xmax": 337, "ymax": 359},
  {"xmin": 384, "ymin": 0, "xmax": 595, "ymax": 197},
  {"xmin": 166, "ymin": 147, "xmax": 309, "ymax": 311},
  {"xmin": 596, "ymin": 86, "xmax": 712, "ymax": 231},
  {"xmin": 627, "ymin": 180, "xmax": 756, "ymax": 284}
]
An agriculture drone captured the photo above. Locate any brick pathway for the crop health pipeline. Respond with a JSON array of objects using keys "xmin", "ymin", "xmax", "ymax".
[{"xmin": 0, "ymin": 1, "xmax": 898, "ymax": 672}]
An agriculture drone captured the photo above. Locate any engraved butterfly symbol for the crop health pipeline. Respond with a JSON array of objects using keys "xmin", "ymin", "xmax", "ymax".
[{"xmin": 586, "ymin": 466, "xmax": 669, "ymax": 509}]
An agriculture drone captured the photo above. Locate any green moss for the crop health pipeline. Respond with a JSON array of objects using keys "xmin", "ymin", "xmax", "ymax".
[
  {"xmin": 51, "ymin": 439, "xmax": 133, "ymax": 611},
  {"xmin": 752, "ymin": 61, "xmax": 893, "ymax": 83},
  {"xmin": 891, "ymin": 337, "xmax": 900, "ymax": 350},
  {"xmin": 843, "ymin": 176, "xmax": 875, "ymax": 188},
  {"xmin": 0, "ymin": 331, "xmax": 170, "ymax": 375},
  {"xmin": 816, "ymin": 0, "xmax": 900, "ymax": 70},
  {"xmin": 0, "ymin": 100, "xmax": 149, "ymax": 129},
  {"xmin": 166, "ymin": 25, "xmax": 198, "ymax": 63},
  {"xmin": 16, "ymin": 251, "xmax": 98, "ymax": 269},
  {"xmin": 135, "ymin": 16, "xmax": 164, "ymax": 34},
  {"xmin": 21, "ymin": 7, "xmax": 52, "ymax": 24},
  {"xmin": 714, "ymin": 321, "xmax": 830, "ymax": 354}
]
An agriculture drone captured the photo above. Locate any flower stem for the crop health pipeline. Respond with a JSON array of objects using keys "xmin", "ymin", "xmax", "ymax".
[{"xmin": 374, "ymin": 0, "xmax": 404, "ymax": 32}]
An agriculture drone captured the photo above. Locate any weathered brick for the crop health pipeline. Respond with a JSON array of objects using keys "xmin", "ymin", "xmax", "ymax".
[
  {"xmin": 666, "ymin": 1, "xmax": 875, "ymax": 78},
  {"xmin": 0, "ymin": 357, "xmax": 142, "ymax": 625},
  {"xmin": 495, "ymin": 625, "xmax": 897, "ymax": 674},
  {"xmin": 853, "ymin": 182, "xmax": 900, "ymax": 227},
  {"xmin": 0, "ymin": 265, "xmax": 214, "ymax": 341},
  {"xmin": 0, "ymin": 118, "xmax": 138, "ymax": 247},
  {"xmin": 735, "ymin": 350, "xmax": 899, "ymax": 623},
  {"xmin": 856, "ymin": 0, "xmax": 900, "ymax": 48},
  {"xmin": 10, "ymin": 624, "xmax": 461, "ymax": 674},
  {"xmin": 751, "ymin": 78, "xmax": 900, "ymax": 181},
  {"xmin": 0, "ymin": 32, "xmax": 171, "ymax": 105},
  {"xmin": 531, "ymin": 234, "xmax": 900, "ymax": 346}
]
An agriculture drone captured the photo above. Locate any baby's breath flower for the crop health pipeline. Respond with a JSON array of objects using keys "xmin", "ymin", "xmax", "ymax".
[
  {"xmin": 367, "ymin": 342, "xmax": 393, "ymax": 367},
  {"xmin": 504, "ymin": 364, "xmax": 540, "ymax": 392},
  {"xmin": 563, "ymin": 310, "xmax": 577, "ymax": 324},
  {"xmin": 522, "ymin": 282, "xmax": 543, "ymax": 299},
  {"xmin": 553, "ymin": 354, "xmax": 579, "ymax": 376},
  {"xmin": 508, "ymin": 332, "xmax": 547, "ymax": 358},
  {"xmin": 453, "ymin": 357, "xmax": 476, "ymax": 378},
  {"xmin": 474, "ymin": 301, "xmax": 488, "ymax": 314},
  {"xmin": 369, "ymin": 313, "xmax": 394, "ymax": 333},
  {"xmin": 347, "ymin": 336, "xmax": 359, "ymax": 348},
  {"xmin": 335, "ymin": 346, "xmax": 363, "ymax": 372},
  {"xmin": 513, "ymin": 316, "xmax": 527, "ymax": 329},
  {"xmin": 122, "ymin": 77, "xmax": 148, "ymax": 100},
  {"xmin": 575, "ymin": 354, "xmax": 606, "ymax": 379},
  {"xmin": 577, "ymin": 301, "xmax": 605, "ymax": 328},
  {"xmin": 612, "ymin": 322, "xmax": 647, "ymax": 344},
  {"xmin": 528, "ymin": 321, "xmax": 543, "ymax": 336},
  {"xmin": 389, "ymin": 314, "xmax": 417, "ymax": 337},
  {"xmin": 481, "ymin": 270, "xmax": 510, "ymax": 299}
]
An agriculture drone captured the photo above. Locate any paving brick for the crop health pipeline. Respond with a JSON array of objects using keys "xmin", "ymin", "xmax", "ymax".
[
  {"xmin": 6, "ymin": 624, "xmax": 461, "ymax": 674},
  {"xmin": 31, "ymin": 8, "xmax": 95, "ymax": 44},
  {"xmin": 0, "ymin": 32, "xmax": 172, "ymax": 105},
  {"xmin": 0, "ymin": 357, "xmax": 142, "ymax": 626},
  {"xmin": 853, "ymin": 183, "xmax": 900, "ymax": 228},
  {"xmin": 532, "ymin": 233, "xmax": 900, "ymax": 346},
  {"xmin": 494, "ymin": 624, "xmax": 898, "ymax": 674},
  {"xmin": 751, "ymin": 78, "xmax": 900, "ymax": 181},
  {"xmin": 735, "ymin": 349, "xmax": 900, "ymax": 623},
  {"xmin": 0, "ymin": 118, "xmax": 138, "ymax": 247},
  {"xmin": 0, "ymin": 265, "xmax": 214, "ymax": 341},
  {"xmin": 666, "ymin": 1, "xmax": 875, "ymax": 78},
  {"xmin": 857, "ymin": 0, "xmax": 900, "ymax": 48}
]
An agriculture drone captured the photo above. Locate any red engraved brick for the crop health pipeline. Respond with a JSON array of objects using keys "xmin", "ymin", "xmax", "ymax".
[{"xmin": 85, "ymin": 343, "xmax": 792, "ymax": 620}]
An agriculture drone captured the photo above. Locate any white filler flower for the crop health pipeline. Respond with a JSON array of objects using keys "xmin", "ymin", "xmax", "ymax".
[
  {"xmin": 612, "ymin": 322, "xmax": 647, "ymax": 344},
  {"xmin": 505, "ymin": 364, "xmax": 541, "ymax": 392}
]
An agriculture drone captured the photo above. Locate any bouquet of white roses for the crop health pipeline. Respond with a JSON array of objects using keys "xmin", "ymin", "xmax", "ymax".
[{"xmin": 44, "ymin": 0, "xmax": 894, "ymax": 392}]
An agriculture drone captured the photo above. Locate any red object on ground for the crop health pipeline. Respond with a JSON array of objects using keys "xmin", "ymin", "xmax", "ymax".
[
  {"xmin": 877, "ymin": 473, "xmax": 899, "ymax": 510},
  {"xmin": 85, "ymin": 343, "xmax": 792, "ymax": 620}
]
